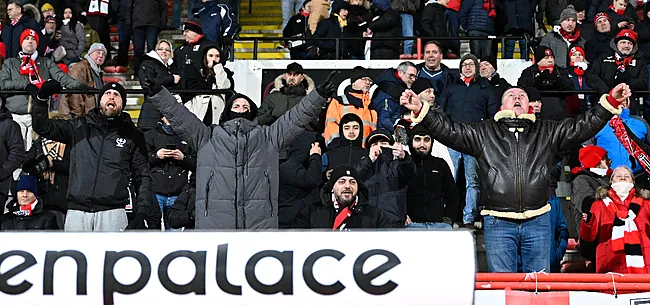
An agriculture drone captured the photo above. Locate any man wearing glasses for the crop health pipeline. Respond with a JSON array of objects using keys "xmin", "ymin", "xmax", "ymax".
[
  {"xmin": 372, "ymin": 61, "xmax": 418, "ymax": 132},
  {"xmin": 437, "ymin": 53, "xmax": 500, "ymax": 229}
]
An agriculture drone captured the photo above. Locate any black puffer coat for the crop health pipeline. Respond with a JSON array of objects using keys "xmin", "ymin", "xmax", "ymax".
[
  {"xmin": 145, "ymin": 124, "xmax": 196, "ymax": 196},
  {"xmin": 1, "ymin": 199, "xmax": 59, "ymax": 230},
  {"xmin": 0, "ymin": 108, "xmax": 24, "ymax": 203},
  {"xmin": 368, "ymin": 6, "xmax": 402, "ymax": 59},
  {"xmin": 138, "ymin": 51, "xmax": 178, "ymax": 131}
]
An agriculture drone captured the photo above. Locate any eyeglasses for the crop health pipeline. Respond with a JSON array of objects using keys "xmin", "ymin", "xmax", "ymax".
[
  {"xmin": 461, "ymin": 63, "xmax": 474, "ymax": 67},
  {"xmin": 157, "ymin": 48, "xmax": 171, "ymax": 52},
  {"xmin": 360, "ymin": 77, "xmax": 373, "ymax": 83}
]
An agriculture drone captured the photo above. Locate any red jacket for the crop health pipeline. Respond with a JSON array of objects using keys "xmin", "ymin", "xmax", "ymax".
[{"xmin": 580, "ymin": 190, "xmax": 650, "ymax": 273}]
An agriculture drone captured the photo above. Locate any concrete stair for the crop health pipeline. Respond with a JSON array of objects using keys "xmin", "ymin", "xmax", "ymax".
[{"xmin": 237, "ymin": 0, "xmax": 288, "ymax": 59}]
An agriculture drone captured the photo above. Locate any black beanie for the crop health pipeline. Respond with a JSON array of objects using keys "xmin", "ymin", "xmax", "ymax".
[
  {"xmin": 329, "ymin": 165, "xmax": 361, "ymax": 184},
  {"xmin": 480, "ymin": 55, "xmax": 498, "ymax": 71},
  {"xmin": 349, "ymin": 66, "xmax": 370, "ymax": 83},
  {"xmin": 183, "ymin": 18, "xmax": 203, "ymax": 35},
  {"xmin": 525, "ymin": 87, "xmax": 542, "ymax": 101},
  {"xmin": 100, "ymin": 82, "xmax": 126, "ymax": 106},
  {"xmin": 534, "ymin": 46, "xmax": 554, "ymax": 64},
  {"xmin": 411, "ymin": 78, "xmax": 433, "ymax": 95}
]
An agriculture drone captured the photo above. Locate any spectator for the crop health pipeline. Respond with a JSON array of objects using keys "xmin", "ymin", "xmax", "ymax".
[
  {"xmin": 111, "ymin": 0, "xmax": 130, "ymax": 67},
  {"xmin": 638, "ymin": 5, "xmax": 650, "ymax": 80},
  {"xmin": 137, "ymin": 39, "xmax": 180, "ymax": 132},
  {"xmin": 2, "ymin": 1, "xmax": 40, "ymax": 59},
  {"xmin": 566, "ymin": 45, "xmax": 607, "ymax": 112},
  {"xmin": 537, "ymin": 0, "xmax": 569, "ymax": 26},
  {"xmin": 293, "ymin": 165, "xmax": 395, "ymax": 229},
  {"xmin": 308, "ymin": 0, "xmax": 331, "ymax": 34},
  {"xmin": 32, "ymin": 81, "xmax": 160, "ymax": 231},
  {"xmin": 421, "ymin": 0, "xmax": 450, "ymax": 55},
  {"xmin": 38, "ymin": 15, "xmax": 61, "ymax": 59},
  {"xmin": 22, "ymin": 117, "xmax": 72, "ymax": 229},
  {"xmin": 391, "ymin": 0, "xmax": 420, "ymax": 55},
  {"xmin": 82, "ymin": 0, "xmax": 112, "ymax": 61},
  {"xmin": 78, "ymin": 14, "xmax": 100, "ymax": 57},
  {"xmin": 0, "ymin": 175, "xmax": 59, "ymax": 230},
  {"xmin": 324, "ymin": 66, "xmax": 377, "ymax": 145},
  {"xmin": 259, "ymin": 62, "xmax": 314, "ymax": 126},
  {"xmin": 140, "ymin": 69, "xmax": 336, "ymax": 229},
  {"xmin": 445, "ymin": 0, "xmax": 461, "ymax": 57},
  {"xmin": 570, "ymin": 145, "xmax": 611, "ymax": 264},
  {"xmin": 587, "ymin": 13, "xmax": 614, "ymax": 62},
  {"xmin": 40, "ymin": 3, "xmax": 55, "ymax": 24},
  {"xmin": 128, "ymin": 0, "xmax": 167, "ymax": 77},
  {"xmin": 283, "ymin": 0, "xmax": 312, "ymax": 60},
  {"xmin": 411, "ymin": 78, "xmax": 436, "ymax": 106},
  {"xmin": 416, "ymin": 41, "xmax": 457, "ymax": 96},
  {"xmin": 526, "ymin": 87, "xmax": 543, "ymax": 114},
  {"xmin": 399, "ymin": 81, "xmax": 629, "ymax": 273},
  {"xmin": 59, "ymin": 8, "xmax": 85, "ymax": 65},
  {"xmin": 367, "ymin": 0, "xmax": 402, "ymax": 59},
  {"xmin": 0, "ymin": 29, "xmax": 84, "ymax": 150},
  {"xmin": 549, "ymin": 194, "xmax": 569, "ymax": 272},
  {"xmin": 145, "ymin": 117, "xmax": 196, "ymax": 231},
  {"xmin": 459, "ymin": 0, "xmax": 496, "ymax": 59},
  {"xmin": 278, "ymin": 131, "xmax": 322, "ymax": 228},
  {"xmin": 196, "ymin": 0, "xmax": 239, "ymax": 60},
  {"xmin": 580, "ymin": 166, "xmax": 650, "ymax": 273},
  {"xmin": 541, "ymin": 5, "xmax": 587, "ymax": 69},
  {"xmin": 439, "ymin": 54, "xmax": 498, "ymax": 227},
  {"xmin": 311, "ymin": 1, "xmax": 350, "ymax": 59},
  {"xmin": 480, "ymin": 56, "xmax": 511, "ymax": 98},
  {"xmin": 517, "ymin": 46, "xmax": 575, "ymax": 120},
  {"xmin": 62, "ymin": 43, "xmax": 106, "ymax": 118},
  {"xmin": 575, "ymin": 0, "xmax": 594, "ymax": 41},
  {"xmin": 600, "ymin": 0, "xmax": 637, "ymax": 35},
  {"xmin": 502, "ymin": 0, "xmax": 533, "ymax": 59},
  {"xmin": 373, "ymin": 61, "xmax": 417, "ymax": 132},
  {"xmin": 323, "ymin": 113, "xmax": 366, "ymax": 175},
  {"xmin": 0, "ymin": 103, "xmax": 24, "ymax": 206},
  {"xmin": 182, "ymin": 45, "xmax": 234, "ymax": 125},
  {"xmin": 167, "ymin": 182, "xmax": 196, "ymax": 229},
  {"xmin": 173, "ymin": 18, "xmax": 215, "ymax": 92},
  {"xmin": 346, "ymin": 0, "xmax": 373, "ymax": 59},
  {"xmin": 355, "ymin": 129, "xmax": 415, "ymax": 226},
  {"xmin": 405, "ymin": 123, "xmax": 458, "ymax": 229},
  {"xmin": 282, "ymin": 0, "xmax": 305, "ymax": 30}
]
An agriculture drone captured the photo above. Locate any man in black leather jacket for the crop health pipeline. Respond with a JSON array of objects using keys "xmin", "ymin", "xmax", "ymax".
[{"xmin": 400, "ymin": 83, "xmax": 630, "ymax": 273}]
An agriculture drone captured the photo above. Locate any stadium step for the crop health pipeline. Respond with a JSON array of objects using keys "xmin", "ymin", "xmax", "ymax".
[{"xmin": 236, "ymin": 0, "xmax": 285, "ymax": 60}]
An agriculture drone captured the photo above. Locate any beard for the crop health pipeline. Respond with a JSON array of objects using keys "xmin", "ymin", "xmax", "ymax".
[
  {"xmin": 334, "ymin": 192, "xmax": 356, "ymax": 207},
  {"xmin": 415, "ymin": 147, "xmax": 431, "ymax": 157},
  {"xmin": 100, "ymin": 105, "xmax": 122, "ymax": 117}
]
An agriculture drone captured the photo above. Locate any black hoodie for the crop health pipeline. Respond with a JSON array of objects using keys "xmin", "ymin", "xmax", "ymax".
[
  {"xmin": 220, "ymin": 93, "xmax": 259, "ymax": 123},
  {"xmin": 0, "ymin": 107, "xmax": 24, "ymax": 203},
  {"xmin": 325, "ymin": 113, "xmax": 366, "ymax": 171},
  {"xmin": 406, "ymin": 124, "xmax": 459, "ymax": 223}
]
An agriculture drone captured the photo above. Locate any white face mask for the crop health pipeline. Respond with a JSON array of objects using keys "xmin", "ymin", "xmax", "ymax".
[{"xmin": 611, "ymin": 181, "xmax": 634, "ymax": 197}]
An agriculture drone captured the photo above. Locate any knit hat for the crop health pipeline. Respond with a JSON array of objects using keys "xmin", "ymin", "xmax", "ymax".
[
  {"xmin": 594, "ymin": 12, "xmax": 610, "ymax": 26},
  {"xmin": 525, "ymin": 87, "xmax": 542, "ymax": 101},
  {"xmin": 616, "ymin": 29, "xmax": 638, "ymax": 45},
  {"xmin": 569, "ymin": 45, "xmax": 586, "ymax": 58},
  {"xmin": 533, "ymin": 45, "xmax": 554, "ymax": 64},
  {"xmin": 19, "ymin": 29, "xmax": 39, "ymax": 46},
  {"xmin": 459, "ymin": 53, "xmax": 479, "ymax": 71},
  {"xmin": 579, "ymin": 145, "xmax": 607, "ymax": 168},
  {"xmin": 331, "ymin": 0, "xmax": 350, "ymax": 14},
  {"xmin": 411, "ymin": 78, "xmax": 433, "ymax": 95},
  {"xmin": 87, "ymin": 42, "xmax": 107, "ymax": 56},
  {"xmin": 366, "ymin": 129, "xmax": 395, "ymax": 147},
  {"xmin": 350, "ymin": 66, "xmax": 370, "ymax": 83},
  {"xmin": 183, "ymin": 18, "xmax": 203, "ymax": 35},
  {"xmin": 559, "ymin": 5, "xmax": 578, "ymax": 22},
  {"xmin": 41, "ymin": 3, "xmax": 54, "ymax": 12},
  {"xmin": 480, "ymin": 55, "xmax": 498, "ymax": 71},
  {"xmin": 16, "ymin": 175, "xmax": 38, "ymax": 196},
  {"xmin": 329, "ymin": 165, "xmax": 361, "ymax": 184},
  {"xmin": 100, "ymin": 82, "xmax": 127, "ymax": 106},
  {"xmin": 286, "ymin": 62, "xmax": 304, "ymax": 74}
]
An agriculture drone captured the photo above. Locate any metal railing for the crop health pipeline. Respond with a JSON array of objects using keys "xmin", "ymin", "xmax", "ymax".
[
  {"xmin": 234, "ymin": 36, "xmax": 530, "ymax": 60},
  {"xmin": 0, "ymin": 89, "xmax": 236, "ymax": 95}
]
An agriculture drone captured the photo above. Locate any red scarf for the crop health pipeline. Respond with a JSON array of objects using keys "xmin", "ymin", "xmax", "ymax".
[
  {"xmin": 19, "ymin": 53, "xmax": 43, "ymax": 88},
  {"xmin": 462, "ymin": 75, "xmax": 473, "ymax": 85},
  {"xmin": 603, "ymin": 189, "xmax": 646, "ymax": 273},
  {"xmin": 610, "ymin": 4, "xmax": 626, "ymax": 15},
  {"xmin": 571, "ymin": 62, "xmax": 585, "ymax": 76},
  {"xmin": 299, "ymin": 11, "xmax": 309, "ymax": 17},
  {"xmin": 615, "ymin": 52, "xmax": 635, "ymax": 72},
  {"xmin": 482, "ymin": 0, "xmax": 496, "ymax": 17},
  {"xmin": 13, "ymin": 200, "xmax": 36, "ymax": 217},
  {"xmin": 559, "ymin": 27, "xmax": 581, "ymax": 42},
  {"xmin": 539, "ymin": 65, "xmax": 554, "ymax": 73},
  {"xmin": 610, "ymin": 116, "xmax": 650, "ymax": 174},
  {"xmin": 188, "ymin": 34, "xmax": 204, "ymax": 45},
  {"xmin": 332, "ymin": 197, "xmax": 358, "ymax": 230}
]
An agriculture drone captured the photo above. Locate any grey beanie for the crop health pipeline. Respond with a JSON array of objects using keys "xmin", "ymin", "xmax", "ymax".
[{"xmin": 559, "ymin": 5, "xmax": 578, "ymax": 22}]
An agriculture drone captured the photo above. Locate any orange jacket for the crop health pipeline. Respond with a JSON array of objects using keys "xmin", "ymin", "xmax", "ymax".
[{"xmin": 324, "ymin": 90, "xmax": 377, "ymax": 145}]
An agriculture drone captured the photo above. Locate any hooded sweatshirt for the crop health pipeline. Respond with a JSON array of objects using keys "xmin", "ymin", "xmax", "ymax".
[{"xmin": 324, "ymin": 113, "xmax": 367, "ymax": 171}]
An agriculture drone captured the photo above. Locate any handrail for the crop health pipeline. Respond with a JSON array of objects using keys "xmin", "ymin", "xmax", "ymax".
[
  {"xmin": 476, "ymin": 273, "xmax": 650, "ymax": 293},
  {"xmin": 0, "ymin": 89, "xmax": 236, "ymax": 95}
]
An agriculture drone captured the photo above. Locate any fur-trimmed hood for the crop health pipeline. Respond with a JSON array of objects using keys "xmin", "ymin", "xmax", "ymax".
[
  {"xmin": 145, "ymin": 50, "xmax": 173, "ymax": 67},
  {"xmin": 271, "ymin": 74, "xmax": 315, "ymax": 93},
  {"xmin": 595, "ymin": 186, "xmax": 650, "ymax": 200},
  {"xmin": 23, "ymin": 4, "xmax": 41, "ymax": 23}
]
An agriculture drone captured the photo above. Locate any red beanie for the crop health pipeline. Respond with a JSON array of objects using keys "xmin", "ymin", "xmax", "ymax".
[
  {"xmin": 579, "ymin": 145, "xmax": 607, "ymax": 168},
  {"xmin": 19, "ymin": 29, "xmax": 39, "ymax": 47},
  {"xmin": 569, "ymin": 46, "xmax": 586, "ymax": 57},
  {"xmin": 616, "ymin": 29, "xmax": 638, "ymax": 45}
]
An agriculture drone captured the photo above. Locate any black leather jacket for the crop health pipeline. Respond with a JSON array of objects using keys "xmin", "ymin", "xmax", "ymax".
[{"xmin": 417, "ymin": 97, "xmax": 615, "ymax": 215}]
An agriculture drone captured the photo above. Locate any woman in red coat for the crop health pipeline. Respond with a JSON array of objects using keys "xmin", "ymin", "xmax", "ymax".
[{"xmin": 580, "ymin": 166, "xmax": 650, "ymax": 273}]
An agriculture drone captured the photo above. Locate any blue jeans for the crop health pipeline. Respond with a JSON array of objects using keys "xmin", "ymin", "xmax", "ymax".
[
  {"xmin": 171, "ymin": 0, "xmax": 182, "ymax": 28},
  {"xmin": 504, "ymin": 38, "xmax": 527, "ymax": 59},
  {"xmin": 282, "ymin": 0, "xmax": 305, "ymax": 30},
  {"xmin": 401, "ymin": 13, "xmax": 414, "ymax": 54},
  {"xmin": 133, "ymin": 26, "xmax": 160, "ymax": 76},
  {"xmin": 448, "ymin": 148, "xmax": 480, "ymax": 224},
  {"xmin": 484, "ymin": 213, "xmax": 552, "ymax": 273},
  {"xmin": 117, "ymin": 21, "xmax": 131, "ymax": 66},
  {"xmin": 445, "ymin": 9, "xmax": 460, "ymax": 55},
  {"xmin": 156, "ymin": 194, "xmax": 180, "ymax": 231},
  {"xmin": 406, "ymin": 222, "xmax": 452, "ymax": 230}
]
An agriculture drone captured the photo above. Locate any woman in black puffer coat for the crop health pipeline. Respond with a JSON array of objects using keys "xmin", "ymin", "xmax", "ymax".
[
  {"xmin": 137, "ymin": 39, "xmax": 179, "ymax": 132},
  {"xmin": 347, "ymin": 0, "xmax": 373, "ymax": 59}
]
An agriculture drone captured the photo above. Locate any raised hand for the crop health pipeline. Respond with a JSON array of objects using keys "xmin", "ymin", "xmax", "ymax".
[
  {"xmin": 316, "ymin": 71, "xmax": 338, "ymax": 99},
  {"xmin": 400, "ymin": 89, "xmax": 423, "ymax": 113}
]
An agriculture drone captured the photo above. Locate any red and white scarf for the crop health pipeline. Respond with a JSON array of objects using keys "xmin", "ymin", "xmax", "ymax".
[
  {"xmin": 559, "ymin": 27, "xmax": 581, "ymax": 42},
  {"xmin": 603, "ymin": 188, "xmax": 646, "ymax": 273},
  {"xmin": 332, "ymin": 195, "xmax": 358, "ymax": 231},
  {"xmin": 19, "ymin": 51, "xmax": 43, "ymax": 88},
  {"xmin": 610, "ymin": 116, "xmax": 650, "ymax": 174},
  {"xmin": 12, "ymin": 199, "xmax": 37, "ymax": 217},
  {"xmin": 614, "ymin": 52, "xmax": 635, "ymax": 73}
]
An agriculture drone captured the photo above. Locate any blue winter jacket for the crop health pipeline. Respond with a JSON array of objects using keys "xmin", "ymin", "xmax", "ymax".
[
  {"xmin": 593, "ymin": 109, "xmax": 650, "ymax": 174},
  {"xmin": 372, "ymin": 90, "xmax": 403, "ymax": 132},
  {"xmin": 438, "ymin": 77, "xmax": 500, "ymax": 123},
  {"xmin": 459, "ymin": 0, "xmax": 495, "ymax": 34},
  {"xmin": 196, "ymin": 0, "xmax": 239, "ymax": 45}
]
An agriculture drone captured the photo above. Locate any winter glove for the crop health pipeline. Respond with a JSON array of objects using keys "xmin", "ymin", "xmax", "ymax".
[
  {"xmin": 26, "ymin": 84, "xmax": 39, "ymax": 98},
  {"xmin": 140, "ymin": 69, "xmax": 163, "ymax": 97},
  {"xmin": 37, "ymin": 80, "xmax": 63, "ymax": 101},
  {"xmin": 316, "ymin": 71, "xmax": 338, "ymax": 98}
]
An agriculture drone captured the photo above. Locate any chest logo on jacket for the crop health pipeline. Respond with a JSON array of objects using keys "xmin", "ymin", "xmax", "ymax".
[{"xmin": 115, "ymin": 138, "xmax": 126, "ymax": 148}]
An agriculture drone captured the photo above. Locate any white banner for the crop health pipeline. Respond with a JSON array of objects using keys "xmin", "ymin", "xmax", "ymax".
[{"xmin": 0, "ymin": 231, "xmax": 475, "ymax": 305}]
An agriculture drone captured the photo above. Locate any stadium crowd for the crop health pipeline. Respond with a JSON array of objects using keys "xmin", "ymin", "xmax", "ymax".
[{"xmin": 1, "ymin": 0, "xmax": 650, "ymax": 276}]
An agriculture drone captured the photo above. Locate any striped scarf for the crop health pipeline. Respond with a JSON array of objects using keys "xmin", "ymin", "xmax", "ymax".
[
  {"xmin": 332, "ymin": 195, "xmax": 358, "ymax": 231},
  {"xmin": 603, "ymin": 188, "xmax": 646, "ymax": 273},
  {"xmin": 610, "ymin": 116, "xmax": 650, "ymax": 175}
]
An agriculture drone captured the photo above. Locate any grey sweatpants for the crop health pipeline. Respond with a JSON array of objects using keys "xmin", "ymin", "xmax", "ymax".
[{"xmin": 64, "ymin": 209, "xmax": 128, "ymax": 232}]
